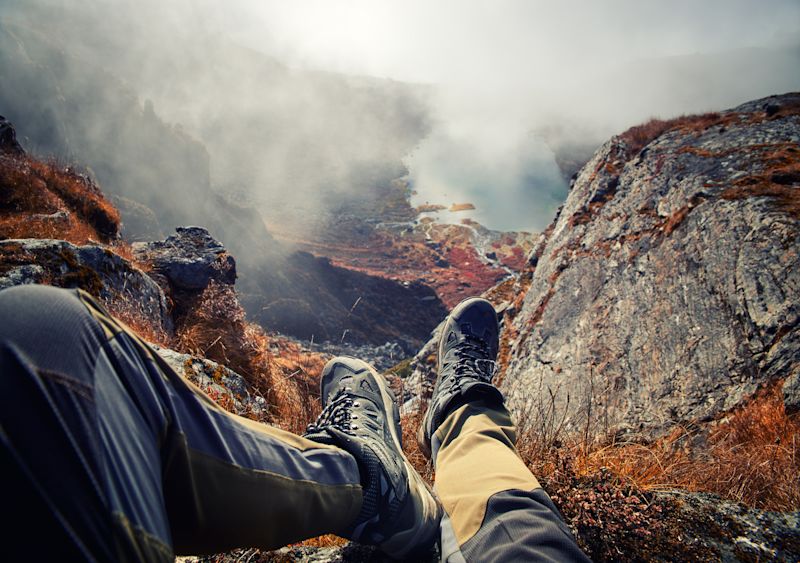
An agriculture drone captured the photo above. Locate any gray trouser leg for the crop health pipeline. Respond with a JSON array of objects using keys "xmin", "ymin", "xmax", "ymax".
[{"xmin": 1, "ymin": 285, "xmax": 362, "ymax": 560}]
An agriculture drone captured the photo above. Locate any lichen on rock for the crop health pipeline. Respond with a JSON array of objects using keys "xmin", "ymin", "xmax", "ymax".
[{"xmin": 502, "ymin": 93, "xmax": 800, "ymax": 441}]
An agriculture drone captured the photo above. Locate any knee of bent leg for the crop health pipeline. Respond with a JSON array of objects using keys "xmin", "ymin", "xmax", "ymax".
[{"xmin": 0, "ymin": 285, "xmax": 105, "ymax": 374}]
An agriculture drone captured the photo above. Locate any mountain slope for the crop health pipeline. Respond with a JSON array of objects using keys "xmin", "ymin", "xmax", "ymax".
[
  {"xmin": 0, "ymin": 19, "xmax": 212, "ymax": 236},
  {"xmin": 503, "ymin": 93, "xmax": 800, "ymax": 440}
]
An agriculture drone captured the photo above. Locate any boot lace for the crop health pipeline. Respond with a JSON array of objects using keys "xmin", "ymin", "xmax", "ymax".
[
  {"xmin": 444, "ymin": 334, "xmax": 497, "ymax": 391},
  {"xmin": 305, "ymin": 389, "xmax": 359, "ymax": 435}
]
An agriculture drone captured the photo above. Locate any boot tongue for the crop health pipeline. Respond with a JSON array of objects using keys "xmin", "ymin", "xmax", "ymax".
[{"xmin": 322, "ymin": 374, "xmax": 354, "ymax": 403}]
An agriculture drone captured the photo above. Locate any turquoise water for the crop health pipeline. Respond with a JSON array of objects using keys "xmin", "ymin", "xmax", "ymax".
[{"xmin": 405, "ymin": 129, "xmax": 567, "ymax": 233}]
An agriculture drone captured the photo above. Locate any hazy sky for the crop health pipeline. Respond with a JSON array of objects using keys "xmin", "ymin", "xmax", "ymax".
[
  {"xmin": 12, "ymin": 0, "xmax": 799, "ymax": 232},
  {"xmin": 221, "ymin": 0, "xmax": 800, "ymax": 230},
  {"xmin": 238, "ymin": 1, "xmax": 799, "ymax": 87}
]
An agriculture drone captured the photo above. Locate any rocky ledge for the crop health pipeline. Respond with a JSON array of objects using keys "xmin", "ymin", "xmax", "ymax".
[
  {"xmin": 0, "ymin": 238, "xmax": 173, "ymax": 335},
  {"xmin": 502, "ymin": 93, "xmax": 800, "ymax": 439}
]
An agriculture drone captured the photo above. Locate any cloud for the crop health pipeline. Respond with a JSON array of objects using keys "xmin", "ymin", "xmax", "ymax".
[
  {"xmin": 231, "ymin": 0, "xmax": 800, "ymax": 230},
  {"xmin": 5, "ymin": 0, "xmax": 800, "ymax": 232}
]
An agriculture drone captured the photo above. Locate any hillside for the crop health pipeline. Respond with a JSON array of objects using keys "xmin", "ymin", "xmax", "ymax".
[
  {"xmin": 402, "ymin": 93, "xmax": 800, "ymax": 561},
  {"xmin": 0, "ymin": 4, "xmax": 506, "ymax": 351},
  {"xmin": 2, "ymin": 92, "xmax": 799, "ymax": 561}
]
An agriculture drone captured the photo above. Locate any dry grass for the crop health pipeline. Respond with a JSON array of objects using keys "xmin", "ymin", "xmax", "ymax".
[
  {"xmin": 401, "ymin": 410, "xmax": 435, "ymax": 484},
  {"xmin": 720, "ymin": 142, "xmax": 800, "ymax": 218},
  {"xmin": 172, "ymin": 282, "xmax": 325, "ymax": 433},
  {"xmin": 0, "ymin": 153, "xmax": 119, "ymax": 243},
  {"xmin": 514, "ymin": 384, "xmax": 799, "ymax": 513},
  {"xmin": 174, "ymin": 282, "xmax": 279, "ymax": 405},
  {"xmin": 618, "ymin": 112, "xmax": 730, "ymax": 157},
  {"xmin": 580, "ymin": 385, "xmax": 799, "ymax": 511},
  {"xmin": 105, "ymin": 295, "xmax": 173, "ymax": 347}
]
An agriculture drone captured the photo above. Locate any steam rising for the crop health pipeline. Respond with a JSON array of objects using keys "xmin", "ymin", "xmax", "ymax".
[{"xmin": 2, "ymin": 0, "xmax": 799, "ymax": 233}]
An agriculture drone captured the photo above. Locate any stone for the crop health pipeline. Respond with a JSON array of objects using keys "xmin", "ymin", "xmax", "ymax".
[
  {"xmin": 501, "ymin": 93, "xmax": 800, "ymax": 439},
  {"xmin": 133, "ymin": 226, "xmax": 236, "ymax": 291},
  {"xmin": 155, "ymin": 346, "xmax": 266, "ymax": 418},
  {"xmin": 783, "ymin": 372, "xmax": 800, "ymax": 415},
  {"xmin": 0, "ymin": 238, "xmax": 173, "ymax": 335}
]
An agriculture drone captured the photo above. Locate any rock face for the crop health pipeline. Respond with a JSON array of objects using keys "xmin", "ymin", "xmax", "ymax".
[
  {"xmin": 0, "ymin": 238, "xmax": 173, "ymax": 334},
  {"xmin": 133, "ymin": 226, "xmax": 236, "ymax": 291},
  {"xmin": 502, "ymin": 93, "xmax": 800, "ymax": 439},
  {"xmin": 0, "ymin": 115, "xmax": 24, "ymax": 154}
]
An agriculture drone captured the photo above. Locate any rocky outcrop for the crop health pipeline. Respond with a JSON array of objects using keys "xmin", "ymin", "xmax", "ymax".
[
  {"xmin": 0, "ymin": 115, "xmax": 24, "ymax": 154},
  {"xmin": 133, "ymin": 226, "xmax": 236, "ymax": 291},
  {"xmin": 502, "ymin": 93, "xmax": 800, "ymax": 439},
  {"xmin": 0, "ymin": 238, "xmax": 172, "ymax": 334}
]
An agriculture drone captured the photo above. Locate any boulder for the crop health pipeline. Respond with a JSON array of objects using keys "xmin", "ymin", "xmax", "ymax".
[
  {"xmin": 0, "ymin": 238, "xmax": 173, "ymax": 335},
  {"xmin": 133, "ymin": 226, "xmax": 236, "ymax": 291},
  {"xmin": 503, "ymin": 93, "xmax": 800, "ymax": 439}
]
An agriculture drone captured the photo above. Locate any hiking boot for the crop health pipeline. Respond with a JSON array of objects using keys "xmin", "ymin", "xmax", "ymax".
[
  {"xmin": 304, "ymin": 356, "xmax": 442, "ymax": 559},
  {"xmin": 418, "ymin": 297, "xmax": 504, "ymax": 458}
]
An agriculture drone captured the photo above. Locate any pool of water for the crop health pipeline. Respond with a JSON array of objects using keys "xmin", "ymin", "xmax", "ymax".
[{"xmin": 405, "ymin": 127, "xmax": 567, "ymax": 233}]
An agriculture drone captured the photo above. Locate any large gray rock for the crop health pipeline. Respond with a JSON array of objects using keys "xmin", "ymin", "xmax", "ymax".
[
  {"xmin": 133, "ymin": 226, "xmax": 236, "ymax": 291},
  {"xmin": 0, "ymin": 238, "xmax": 173, "ymax": 335},
  {"xmin": 503, "ymin": 93, "xmax": 800, "ymax": 439}
]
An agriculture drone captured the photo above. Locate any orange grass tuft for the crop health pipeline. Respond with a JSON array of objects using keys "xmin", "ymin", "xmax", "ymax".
[
  {"xmin": 0, "ymin": 153, "xmax": 120, "ymax": 243},
  {"xmin": 618, "ymin": 112, "xmax": 729, "ymax": 157},
  {"xmin": 516, "ymin": 384, "xmax": 799, "ymax": 512}
]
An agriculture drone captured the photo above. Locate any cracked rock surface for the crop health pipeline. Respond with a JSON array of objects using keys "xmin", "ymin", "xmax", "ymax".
[{"xmin": 503, "ymin": 93, "xmax": 800, "ymax": 439}]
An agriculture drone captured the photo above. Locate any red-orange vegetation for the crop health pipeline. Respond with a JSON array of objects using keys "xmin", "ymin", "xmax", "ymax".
[
  {"xmin": 0, "ymin": 152, "xmax": 119, "ymax": 243},
  {"xmin": 436, "ymin": 244, "xmax": 507, "ymax": 307},
  {"xmin": 517, "ymin": 384, "xmax": 799, "ymax": 512}
]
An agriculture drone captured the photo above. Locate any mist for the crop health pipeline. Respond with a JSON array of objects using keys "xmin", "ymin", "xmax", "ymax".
[
  {"xmin": 2, "ymin": 0, "xmax": 799, "ymax": 235},
  {"xmin": 241, "ymin": 0, "xmax": 800, "ymax": 230}
]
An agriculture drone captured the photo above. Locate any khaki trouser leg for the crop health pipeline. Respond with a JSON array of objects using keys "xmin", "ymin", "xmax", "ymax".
[
  {"xmin": 431, "ymin": 399, "xmax": 539, "ymax": 546},
  {"xmin": 431, "ymin": 398, "xmax": 590, "ymax": 562}
]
